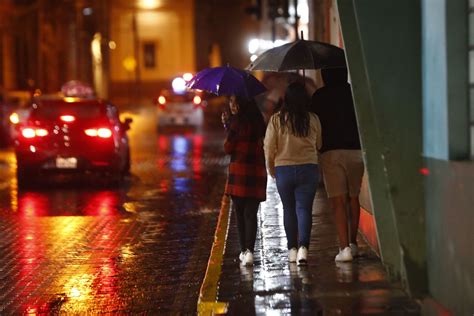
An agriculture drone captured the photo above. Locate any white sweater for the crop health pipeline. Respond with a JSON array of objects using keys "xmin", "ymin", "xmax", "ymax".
[{"xmin": 264, "ymin": 112, "xmax": 322, "ymax": 177}]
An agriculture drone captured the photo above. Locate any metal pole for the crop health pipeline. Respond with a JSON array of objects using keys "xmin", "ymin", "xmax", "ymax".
[
  {"xmin": 132, "ymin": 10, "xmax": 140, "ymax": 102},
  {"xmin": 271, "ymin": 18, "xmax": 276, "ymax": 42},
  {"xmin": 293, "ymin": 0, "xmax": 298, "ymax": 39},
  {"xmin": 37, "ymin": 0, "xmax": 44, "ymax": 89}
]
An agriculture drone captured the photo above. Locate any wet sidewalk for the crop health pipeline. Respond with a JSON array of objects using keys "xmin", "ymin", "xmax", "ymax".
[{"xmin": 200, "ymin": 179, "xmax": 421, "ymax": 315}]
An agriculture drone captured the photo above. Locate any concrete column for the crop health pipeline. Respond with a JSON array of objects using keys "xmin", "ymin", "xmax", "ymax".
[{"xmin": 337, "ymin": 0, "xmax": 427, "ymax": 295}]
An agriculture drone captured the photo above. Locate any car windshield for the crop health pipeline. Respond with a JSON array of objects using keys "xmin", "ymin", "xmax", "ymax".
[
  {"xmin": 30, "ymin": 99, "xmax": 104, "ymax": 120},
  {"xmin": 161, "ymin": 90, "xmax": 194, "ymax": 103}
]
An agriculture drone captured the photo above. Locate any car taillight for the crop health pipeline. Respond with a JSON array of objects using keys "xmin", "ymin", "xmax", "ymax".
[
  {"xmin": 193, "ymin": 96, "xmax": 202, "ymax": 105},
  {"xmin": 60, "ymin": 115, "xmax": 75, "ymax": 122},
  {"xmin": 84, "ymin": 128, "xmax": 112, "ymax": 138},
  {"xmin": 21, "ymin": 128, "xmax": 48, "ymax": 138},
  {"xmin": 98, "ymin": 128, "xmax": 112, "ymax": 138},
  {"xmin": 9, "ymin": 113, "xmax": 20, "ymax": 124},
  {"xmin": 157, "ymin": 96, "xmax": 166, "ymax": 109},
  {"xmin": 193, "ymin": 95, "xmax": 205, "ymax": 109}
]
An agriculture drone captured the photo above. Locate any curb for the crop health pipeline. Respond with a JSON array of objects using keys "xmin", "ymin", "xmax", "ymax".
[{"xmin": 197, "ymin": 195, "xmax": 231, "ymax": 315}]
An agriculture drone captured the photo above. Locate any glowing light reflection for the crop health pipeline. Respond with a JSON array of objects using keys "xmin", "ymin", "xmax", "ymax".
[
  {"xmin": 172, "ymin": 136, "xmax": 188, "ymax": 155},
  {"xmin": 173, "ymin": 177, "xmax": 190, "ymax": 193},
  {"xmin": 83, "ymin": 191, "xmax": 118, "ymax": 216},
  {"xmin": 192, "ymin": 135, "xmax": 203, "ymax": 175},
  {"xmin": 170, "ymin": 136, "xmax": 188, "ymax": 173},
  {"xmin": 170, "ymin": 157, "xmax": 186, "ymax": 172},
  {"xmin": 19, "ymin": 193, "xmax": 49, "ymax": 216}
]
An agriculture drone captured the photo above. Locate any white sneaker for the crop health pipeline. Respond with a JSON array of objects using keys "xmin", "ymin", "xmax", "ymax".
[
  {"xmin": 297, "ymin": 246, "xmax": 308, "ymax": 266},
  {"xmin": 242, "ymin": 250, "xmax": 254, "ymax": 266},
  {"xmin": 239, "ymin": 251, "xmax": 245, "ymax": 262},
  {"xmin": 288, "ymin": 248, "xmax": 298, "ymax": 262},
  {"xmin": 349, "ymin": 243, "xmax": 358, "ymax": 257},
  {"xmin": 335, "ymin": 246, "xmax": 353, "ymax": 262}
]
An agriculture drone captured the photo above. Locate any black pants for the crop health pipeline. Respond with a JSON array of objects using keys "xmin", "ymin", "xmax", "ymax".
[{"xmin": 231, "ymin": 196, "xmax": 260, "ymax": 253}]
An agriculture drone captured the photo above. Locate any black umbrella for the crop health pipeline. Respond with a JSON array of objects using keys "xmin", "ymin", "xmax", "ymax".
[{"xmin": 247, "ymin": 39, "xmax": 346, "ymax": 72}]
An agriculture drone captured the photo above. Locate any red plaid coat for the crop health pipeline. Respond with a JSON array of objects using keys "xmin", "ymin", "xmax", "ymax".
[{"xmin": 224, "ymin": 118, "xmax": 267, "ymax": 201}]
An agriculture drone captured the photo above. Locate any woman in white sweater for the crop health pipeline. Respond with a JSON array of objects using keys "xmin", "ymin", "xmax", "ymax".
[{"xmin": 264, "ymin": 82, "xmax": 322, "ymax": 266}]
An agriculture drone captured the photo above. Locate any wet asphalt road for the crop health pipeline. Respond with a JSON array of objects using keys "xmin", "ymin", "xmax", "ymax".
[{"xmin": 0, "ymin": 104, "xmax": 228, "ymax": 314}]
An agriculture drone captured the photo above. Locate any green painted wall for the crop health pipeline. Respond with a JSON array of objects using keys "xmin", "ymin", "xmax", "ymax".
[
  {"xmin": 424, "ymin": 159, "xmax": 474, "ymax": 315},
  {"xmin": 337, "ymin": 0, "xmax": 427, "ymax": 295}
]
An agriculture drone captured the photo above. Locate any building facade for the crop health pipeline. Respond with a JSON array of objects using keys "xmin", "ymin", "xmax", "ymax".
[
  {"xmin": 108, "ymin": 0, "xmax": 196, "ymax": 100},
  {"xmin": 0, "ymin": 0, "xmax": 109, "ymax": 96}
]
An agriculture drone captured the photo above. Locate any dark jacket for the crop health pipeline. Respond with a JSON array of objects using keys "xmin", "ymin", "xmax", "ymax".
[
  {"xmin": 224, "ymin": 117, "xmax": 267, "ymax": 201},
  {"xmin": 310, "ymin": 68, "xmax": 361, "ymax": 153}
]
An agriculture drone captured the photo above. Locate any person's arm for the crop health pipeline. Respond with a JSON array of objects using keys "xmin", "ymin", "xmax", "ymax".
[{"xmin": 263, "ymin": 115, "xmax": 278, "ymax": 178}]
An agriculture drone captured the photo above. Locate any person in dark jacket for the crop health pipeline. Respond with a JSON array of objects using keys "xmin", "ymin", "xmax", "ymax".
[
  {"xmin": 311, "ymin": 67, "xmax": 364, "ymax": 262},
  {"xmin": 222, "ymin": 95, "xmax": 267, "ymax": 266}
]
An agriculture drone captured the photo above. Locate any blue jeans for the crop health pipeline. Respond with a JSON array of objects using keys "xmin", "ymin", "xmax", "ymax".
[{"xmin": 275, "ymin": 164, "xmax": 319, "ymax": 249}]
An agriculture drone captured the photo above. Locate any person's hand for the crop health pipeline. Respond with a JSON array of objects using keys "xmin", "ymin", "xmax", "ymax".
[{"xmin": 221, "ymin": 111, "xmax": 230, "ymax": 129}]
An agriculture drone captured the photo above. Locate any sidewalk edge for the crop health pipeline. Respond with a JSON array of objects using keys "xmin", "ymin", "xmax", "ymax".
[{"xmin": 197, "ymin": 195, "xmax": 231, "ymax": 315}]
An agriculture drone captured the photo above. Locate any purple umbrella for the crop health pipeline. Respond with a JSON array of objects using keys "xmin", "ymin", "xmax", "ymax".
[{"xmin": 186, "ymin": 65, "xmax": 266, "ymax": 98}]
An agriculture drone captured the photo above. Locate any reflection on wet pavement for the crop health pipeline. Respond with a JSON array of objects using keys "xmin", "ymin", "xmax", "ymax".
[
  {"xmin": 0, "ymin": 106, "xmax": 229, "ymax": 314},
  {"xmin": 218, "ymin": 180, "xmax": 420, "ymax": 315}
]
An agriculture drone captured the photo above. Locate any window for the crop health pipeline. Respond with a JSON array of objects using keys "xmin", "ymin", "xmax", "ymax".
[
  {"xmin": 469, "ymin": 0, "xmax": 474, "ymax": 158},
  {"xmin": 143, "ymin": 42, "xmax": 156, "ymax": 68}
]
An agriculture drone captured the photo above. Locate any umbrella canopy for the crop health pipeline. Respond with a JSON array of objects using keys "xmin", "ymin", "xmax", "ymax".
[
  {"xmin": 247, "ymin": 39, "xmax": 346, "ymax": 71},
  {"xmin": 187, "ymin": 65, "xmax": 266, "ymax": 98}
]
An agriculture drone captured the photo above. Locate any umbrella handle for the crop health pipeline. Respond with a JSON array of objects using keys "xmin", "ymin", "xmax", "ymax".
[{"xmin": 300, "ymin": 30, "xmax": 306, "ymax": 81}]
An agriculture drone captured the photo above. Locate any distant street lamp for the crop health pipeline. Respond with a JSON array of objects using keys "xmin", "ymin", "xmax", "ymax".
[
  {"xmin": 137, "ymin": 0, "xmax": 162, "ymax": 10},
  {"xmin": 123, "ymin": 56, "xmax": 137, "ymax": 73}
]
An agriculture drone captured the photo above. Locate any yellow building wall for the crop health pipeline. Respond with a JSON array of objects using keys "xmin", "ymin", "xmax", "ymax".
[{"xmin": 109, "ymin": 1, "xmax": 195, "ymax": 97}]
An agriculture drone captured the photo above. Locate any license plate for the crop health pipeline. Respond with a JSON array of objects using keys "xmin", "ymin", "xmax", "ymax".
[{"xmin": 56, "ymin": 157, "xmax": 77, "ymax": 169}]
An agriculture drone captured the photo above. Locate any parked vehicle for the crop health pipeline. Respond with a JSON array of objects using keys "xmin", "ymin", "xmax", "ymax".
[{"xmin": 14, "ymin": 96, "xmax": 132, "ymax": 187}]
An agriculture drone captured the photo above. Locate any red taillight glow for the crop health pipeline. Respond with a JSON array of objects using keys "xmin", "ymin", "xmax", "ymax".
[
  {"xmin": 97, "ymin": 128, "xmax": 112, "ymax": 138},
  {"xmin": 21, "ymin": 128, "xmax": 48, "ymax": 138},
  {"xmin": 22, "ymin": 128, "xmax": 36, "ymax": 138},
  {"xmin": 9, "ymin": 113, "xmax": 20, "ymax": 124},
  {"xmin": 85, "ymin": 129, "xmax": 98, "ymax": 137},
  {"xmin": 158, "ymin": 96, "xmax": 166, "ymax": 105},
  {"xmin": 419, "ymin": 167, "xmax": 430, "ymax": 176},
  {"xmin": 60, "ymin": 115, "xmax": 75, "ymax": 122},
  {"xmin": 35, "ymin": 129, "xmax": 48, "ymax": 137},
  {"xmin": 193, "ymin": 96, "xmax": 202, "ymax": 105},
  {"xmin": 84, "ymin": 128, "xmax": 112, "ymax": 138}
]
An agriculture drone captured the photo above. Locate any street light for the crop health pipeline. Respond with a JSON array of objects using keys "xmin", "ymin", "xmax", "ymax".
[{"xmin": 137, "ymin": 0, "xmax": 162, "ymax": 10}]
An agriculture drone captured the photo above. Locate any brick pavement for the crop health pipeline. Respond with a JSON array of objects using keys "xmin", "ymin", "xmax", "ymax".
[
  {"xmin": 0, "ymin": 135, "xmax": 229, "ymax": 314},
  {"xmin": 213, "ymin": 179, "xmax": 421, "ymax": 315}
]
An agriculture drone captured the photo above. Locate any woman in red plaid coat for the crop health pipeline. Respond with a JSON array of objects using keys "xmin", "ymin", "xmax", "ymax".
[{"xmin": 222, "ymin": 95, "xmax": 267, "ymax": 266}]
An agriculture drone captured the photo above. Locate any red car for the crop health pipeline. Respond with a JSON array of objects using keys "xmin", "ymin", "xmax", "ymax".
[{"xmin": 15, "ymin": 96, "xmax": 132, "ymax": 186}]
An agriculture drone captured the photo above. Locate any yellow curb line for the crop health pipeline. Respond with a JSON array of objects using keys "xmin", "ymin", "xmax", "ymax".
[{"xmin": 197, "ymin": 195, "xmax": 231, "ymax": 315}]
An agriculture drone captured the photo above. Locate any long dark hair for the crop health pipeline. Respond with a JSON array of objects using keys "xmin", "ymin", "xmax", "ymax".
[
  {"xmin": 234, "ymin": 95, "xmax": 266, "ymax": 138},
  {"xmin": 279, "ymin": 82, "xmax": 310, "ymax": 137}
]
